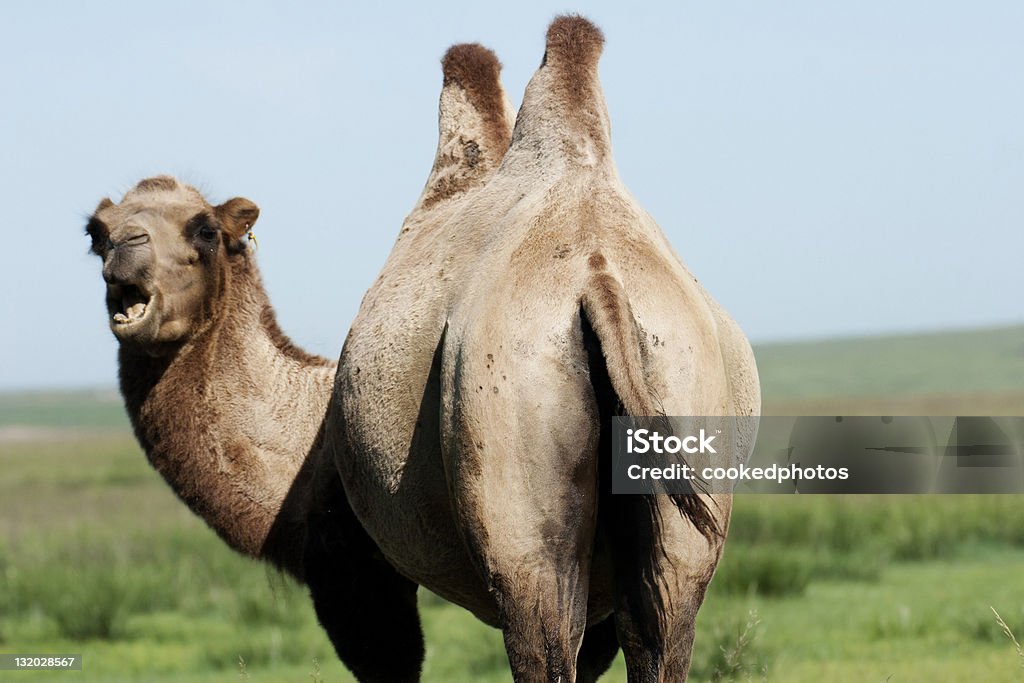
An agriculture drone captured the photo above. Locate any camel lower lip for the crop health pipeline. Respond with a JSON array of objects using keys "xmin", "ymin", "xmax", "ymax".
[{"xmin": 113, "ymin": 305, "xmax": 147, "ymax": 325}]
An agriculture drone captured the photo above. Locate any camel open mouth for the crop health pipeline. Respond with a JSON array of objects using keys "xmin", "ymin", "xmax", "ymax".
[{"xmin": 108, "ymin": 284, "xmax": 153, "ymax": 327}]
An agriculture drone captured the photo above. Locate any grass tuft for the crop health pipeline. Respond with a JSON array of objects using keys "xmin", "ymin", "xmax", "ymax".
[
  {"xmin": 691, "ymin": 609, "xmax": 768, "ymax": 682},
  {"xmin": 309, "ymin": 658, "xmax": 324, "ymax": 683},
  {"xmin": 991, "ymin": 606, "xmax": 1024, "ymax": 670}
]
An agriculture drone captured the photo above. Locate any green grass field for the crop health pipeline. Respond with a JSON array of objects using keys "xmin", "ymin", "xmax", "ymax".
[
  {"xmin": 2, "ymin": 325, "xmax": 1024, "ymax": 681},
  {"xmin": 756, "ymin": 324, "xmax": 1024, "ymax": 402}
]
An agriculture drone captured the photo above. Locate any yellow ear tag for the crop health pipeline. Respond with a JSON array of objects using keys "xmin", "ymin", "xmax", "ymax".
[{"xmin": 246, "ymin": 225, "xmax": 258, "ymax": 252}]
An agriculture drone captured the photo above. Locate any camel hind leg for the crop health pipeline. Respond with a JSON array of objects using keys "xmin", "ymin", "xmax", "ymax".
[
  {"xmin": 591, "ymin": 386, "xmax": 727, "ymax": 681},
  {"xmin": 577, "ymin": 616, "xmax": 620, "ymax": 682},
  {"xmin": 452, "ymin": 429, "xmax": 600, "ymax": 682},
  {"xmin": 490, "ymin": 560, "xmax": 590, "ymax": 682},
  {"xmin": 443, "ymin": 350, "xmax": 601, "ymax": 681},
  {"xmin": 605, "ymin": 494, "xmax": 724, "ymax": 681},
  {"xmin": 583, "ymin": 300, "xmax": 728, "ymax": 681}
]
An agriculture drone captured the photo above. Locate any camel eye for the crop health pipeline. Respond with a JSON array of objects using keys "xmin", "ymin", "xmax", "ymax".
[{"xmin": 199, "ymin": 226, "xmax": 218, "ymax": 241}]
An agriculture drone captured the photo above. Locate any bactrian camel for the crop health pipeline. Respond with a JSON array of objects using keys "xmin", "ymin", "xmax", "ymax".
[
  {"xmin": 87, "ymin": 18, "xmax": 759, "ymax": 682},
  {"xmin": 86, "ymin": 168, "xmax": 443, "ymax": 679},
  {"xmin": 333, "ymin": 15, "xmax": 760, "ymax": 683}
]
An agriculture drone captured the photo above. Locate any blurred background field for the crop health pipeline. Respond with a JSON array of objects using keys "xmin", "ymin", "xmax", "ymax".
[{"xmin": 2, "ymin": 325, "xmax": 1024, "ymax": 681}]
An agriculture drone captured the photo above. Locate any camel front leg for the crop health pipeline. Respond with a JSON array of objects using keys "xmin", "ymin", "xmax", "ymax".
[
  {"xmin": 303, "ymin": 478, "xmax": 425, "ymax": 682},
  {"xmin": 306, "ymin": 552, "xmax": 423, "ymax": 683}
]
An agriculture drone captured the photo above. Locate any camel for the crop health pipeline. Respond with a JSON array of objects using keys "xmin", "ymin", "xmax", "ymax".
[
  {"xmin": 334, "ymin": 15, "xmax": 760, "ymax": 683},
  {"xmin": 84, "ymin": 173, "xmax": 417, "ymax": 678},
  {"xmin": 86, "ymin": 42, "xmax": 521, "ymax": 682}
]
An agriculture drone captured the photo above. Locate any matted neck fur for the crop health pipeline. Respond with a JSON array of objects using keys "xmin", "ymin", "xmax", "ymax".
[{"xmin": 86, "ymin": 177, "xmax": 336, "ymax": 574}]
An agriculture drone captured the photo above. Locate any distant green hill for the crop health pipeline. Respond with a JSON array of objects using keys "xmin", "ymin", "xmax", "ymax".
[
  {"xmin": 0, "ymin": 389, "xmax": 129, "ymax": 429},
  {"xmin": 755, "ymin": 324, "xmax": 1024, "ymax": 401},
  {"xmin": 3, "ymin": 325, "xmax": 1023, "ymax": 428}
]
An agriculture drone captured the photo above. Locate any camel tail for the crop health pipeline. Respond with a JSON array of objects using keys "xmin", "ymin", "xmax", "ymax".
[{"xmin": 580, "ymin": 272, "xmax": 719, "ymax": 540}]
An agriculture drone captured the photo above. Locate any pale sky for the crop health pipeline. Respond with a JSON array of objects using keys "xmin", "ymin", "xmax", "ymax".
[{"xmin": 1, "ymin": 1, "xmax": 1021, "ymax": 390}]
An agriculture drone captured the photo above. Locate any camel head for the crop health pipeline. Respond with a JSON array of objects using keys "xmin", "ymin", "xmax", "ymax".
[{"xmin": 86, "ymin": 176, "xmax": 259, "ymax": 348}]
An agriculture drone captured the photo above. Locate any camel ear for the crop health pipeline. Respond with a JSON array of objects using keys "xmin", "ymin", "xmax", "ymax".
[{"xmin": 215, "ymin": 197, "xmax": 260, "ymax": 241}]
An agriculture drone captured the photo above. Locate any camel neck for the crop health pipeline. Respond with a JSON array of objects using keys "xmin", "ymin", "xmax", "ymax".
[{"xmin": 118, "ymin": 261, "xmax": 337, "ymax": 573}]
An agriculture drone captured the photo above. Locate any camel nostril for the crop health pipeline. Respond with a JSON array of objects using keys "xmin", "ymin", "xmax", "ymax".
[
  {"xmin": 103, "ymin": 239, "xmax": 152, "ymax": 287},
  {"xmin": 103, "ymin": 262, "xmax": 142, "ymax": 287}
]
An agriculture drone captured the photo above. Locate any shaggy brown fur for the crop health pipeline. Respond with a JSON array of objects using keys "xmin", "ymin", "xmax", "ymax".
[
  {"xmin": 89, "ymin": 175, "xmax": 337, "ymax": 566},
  {"xmin": 87, "ymin": 176, "xmax": 426, "ymax": 680},
  {"xmin": 544, "ymin": 15, "xmax": 605, "ymax": 108}
]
